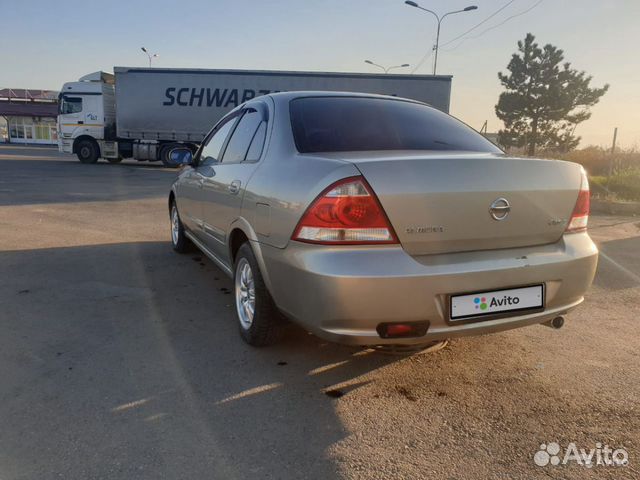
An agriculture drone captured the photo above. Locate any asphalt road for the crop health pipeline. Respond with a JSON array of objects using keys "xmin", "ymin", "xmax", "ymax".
[{"xmin": 1, "ymin": 145, "xmax": 639, "ymax": 480}]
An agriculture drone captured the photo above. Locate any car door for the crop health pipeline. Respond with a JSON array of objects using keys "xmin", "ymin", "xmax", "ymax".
[
  {"xmin": 199, "ymin": 104, "xmax": 268, "ymax": 264},
  {"xmin": 181, "ymin": 114, "xmax": 239, "ymax": 241},
  {"xmin": 59, "ymin": 95, "xmax": 84, "ymax": 136},
  {"xmin": 174, "ymin": 166, "xmax": 204, "ymax": 233}
]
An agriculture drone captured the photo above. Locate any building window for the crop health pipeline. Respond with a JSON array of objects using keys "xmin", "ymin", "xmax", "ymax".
[
  {"xmin": 8, "ymin": 116, "xmax": 56, "ymax": 144},
  {"xmin": 35, "ymin": 125, "xmax": 50, "ymax": 140}
]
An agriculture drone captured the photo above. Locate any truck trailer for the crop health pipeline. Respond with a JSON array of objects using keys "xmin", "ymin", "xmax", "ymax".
[{"xmin": 58, "ymin": 67, "xmax": 452, "ymax": 165}]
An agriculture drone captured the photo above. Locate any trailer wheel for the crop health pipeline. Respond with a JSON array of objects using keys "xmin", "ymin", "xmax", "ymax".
[
  {"xmin": 160, "ymin": 144, "xmax": 179, "ymax": 168},
  {"xmin": 76, "ymin": 140, "xmax": 99, "ymax": 164}
]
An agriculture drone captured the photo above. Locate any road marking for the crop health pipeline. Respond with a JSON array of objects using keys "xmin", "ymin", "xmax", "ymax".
[{"xmin": 599, "ymin": 251, "xmax": 640, "ymax": 284}]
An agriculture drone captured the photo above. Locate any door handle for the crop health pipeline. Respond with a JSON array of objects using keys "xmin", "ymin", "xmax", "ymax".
[{"xmin": 228, "ymin": 180, "xmax": 241, "ymax": 195}]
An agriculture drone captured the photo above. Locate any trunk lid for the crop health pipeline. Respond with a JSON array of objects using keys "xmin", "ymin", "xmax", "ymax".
[{"xmin": 323, "ymin": 151, "xmax": 583, "ymax": 255}]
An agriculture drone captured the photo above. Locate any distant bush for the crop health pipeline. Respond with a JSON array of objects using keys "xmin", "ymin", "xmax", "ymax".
[
  {"xmin": 498, "ymin": 146, "xmax": 640, "ymax": 201},
  {"xmin": 590, "ymin": 169, "xmax": 640, "ymax": 201},
  {"xmin": 538, "ymin": 146, "xmax": 640, "ymax": 176}
]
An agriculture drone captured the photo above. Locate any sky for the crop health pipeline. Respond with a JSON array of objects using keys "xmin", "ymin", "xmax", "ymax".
[{"xmin": 1, "ymin": 0, "xmax": 639, "ymax": 148}]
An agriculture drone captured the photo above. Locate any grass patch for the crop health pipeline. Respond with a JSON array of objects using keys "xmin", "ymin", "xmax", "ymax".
[
  {"xmin": 524, "ymin": 147, "xmax": 640, "ymax": 202},
  {"xmin": 590, "ymin": 169, "xmax": 640, "ymax": 202}
]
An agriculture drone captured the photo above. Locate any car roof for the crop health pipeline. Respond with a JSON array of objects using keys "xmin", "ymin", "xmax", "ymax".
[{"xmin": 264, "ymin": 90, "xmax": 426, "ymax": 106}]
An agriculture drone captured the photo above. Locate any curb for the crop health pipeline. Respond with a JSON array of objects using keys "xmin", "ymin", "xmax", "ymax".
[{"xmin": 1, "ymin": 143, "xmax": 58, "ymax": 149}]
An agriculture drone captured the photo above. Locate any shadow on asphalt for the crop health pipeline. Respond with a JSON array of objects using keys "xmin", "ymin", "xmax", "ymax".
[
  {"xmin": 593, "ymin": 235, "xmax": 640, "ymax": 290},
  {"xmin": 0, "ymin": 240, "xmax": 400, "ymax": 479}
]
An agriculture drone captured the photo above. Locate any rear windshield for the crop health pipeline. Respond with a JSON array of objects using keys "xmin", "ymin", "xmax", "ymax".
[{"xmin": 289, "ymin": 97, "xmax": 502, "ymax": 154}]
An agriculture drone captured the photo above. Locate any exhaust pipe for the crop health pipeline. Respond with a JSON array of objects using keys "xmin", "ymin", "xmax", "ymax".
[{"xmin": 543, "ymin": 316, "xmax": 565, "ymax": 329}]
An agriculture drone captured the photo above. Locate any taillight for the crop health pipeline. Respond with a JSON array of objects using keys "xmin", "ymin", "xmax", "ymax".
[
  {"xmin": 292, "ymin": 176, "xmax": 398, "ymax": 244},
  {"xmin": 565, "ymin": 169, "xmax": 590, "ymax": 233}
]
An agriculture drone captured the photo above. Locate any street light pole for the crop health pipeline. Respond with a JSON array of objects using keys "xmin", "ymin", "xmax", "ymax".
[
  {"xmin": 404, "ymin": 1, "xmax": 477, "ymax": 75},
  {"xmin": 364, "ymin": 60, "xmax": 411, "ymax": 74},
  {"xmin": 141, "ymin": 47, "xmax": 159, "ymax": 67}
]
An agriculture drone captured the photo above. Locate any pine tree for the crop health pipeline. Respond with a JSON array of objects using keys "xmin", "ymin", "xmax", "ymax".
[{"xmin": 495, "ymin": 33, "xmax": 608, "ymax": 155}]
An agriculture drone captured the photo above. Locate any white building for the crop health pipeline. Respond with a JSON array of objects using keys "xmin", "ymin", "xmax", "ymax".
[{"xmin": 0, "ymin": 88, "xmax": 59, "ymax": 145}]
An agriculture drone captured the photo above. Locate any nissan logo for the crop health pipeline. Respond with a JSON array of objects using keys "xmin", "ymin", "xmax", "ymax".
[{"xmin": 489, "ymin": 198, "xmax": 511, "ymax": 221}]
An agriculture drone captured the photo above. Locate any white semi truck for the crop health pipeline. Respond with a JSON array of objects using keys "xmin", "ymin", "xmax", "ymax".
[{"xmin": 58, "ymin": 67, "xmax": 452, "ymax": 166}]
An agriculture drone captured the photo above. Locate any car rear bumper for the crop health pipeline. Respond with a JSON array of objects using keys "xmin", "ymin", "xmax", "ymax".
[{"xmin": 259, "ymin": 232, "xmax": 598, "ymax": 345}]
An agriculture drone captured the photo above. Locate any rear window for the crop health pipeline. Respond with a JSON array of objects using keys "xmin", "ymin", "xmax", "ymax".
[{"xmin": 289, "ymin": 97, "xmax": 502, "ymax": 154}]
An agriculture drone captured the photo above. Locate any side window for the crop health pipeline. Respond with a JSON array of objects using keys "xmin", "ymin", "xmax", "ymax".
[
  {"xmin": 245, "ymin": 121, "xmax": 267, "ymax": 162},
  {"xmin": 62, "ymin": 97, "xmax": 82, "ymax": 114},
  {"xmin": 220, "ymin": 109, "xmax": 263, "ymax": 164},
  {"xmin": 199, "ymin": 117, "xmax": 237, "ymax": 166}
]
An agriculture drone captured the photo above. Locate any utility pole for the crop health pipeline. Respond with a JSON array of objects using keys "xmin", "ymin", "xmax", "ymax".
[
  {"xmin": 607, "ymin": 127, "xmax": 618, "ymax": 191},
  {"xmin": 607, "ymin": 127, "xmax": 618, "ymax": 186},
  {"xmin": 141, "ymin": 47, "xmax": 159, "ymax": 67},
  {"xmin": 610, "ymin": 127, "xmax": 618, "ymax": 154},
  {"xmin": 404, "ymin": 1, "xmax": 477, "ymax": 75},
  {"xmin": 364, "ymin": 60, "xmax": 410, "ymax": 74}
]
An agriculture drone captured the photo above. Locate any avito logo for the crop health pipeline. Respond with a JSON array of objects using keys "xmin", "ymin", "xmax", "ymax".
[
  {"xmin": 473, "ymin": 297, "xmax": 488, "ymax": 310},
  {"xmin": 474, "ymin": 295, "xmax": 521, "ymax": 310}
]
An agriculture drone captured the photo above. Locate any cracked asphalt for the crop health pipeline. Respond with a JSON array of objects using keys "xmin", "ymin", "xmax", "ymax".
[{"xmin": 1, "ymin": 145, "xmax": 638, "ymax": 479}]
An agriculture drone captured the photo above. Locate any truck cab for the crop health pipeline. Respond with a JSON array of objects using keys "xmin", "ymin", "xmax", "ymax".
[{"xmin": 58, "ymin": 71, "xmax": 119, "ymax": 163}]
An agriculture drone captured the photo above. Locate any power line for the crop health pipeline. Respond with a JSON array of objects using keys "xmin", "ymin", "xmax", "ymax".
[
  {"xmin": 411, "ymin": 1, "xmax": 516, "ymax": 74},
  {"xmin": 469, "ymin": 0, "xmax": 544, "ymax": 39},
  {"xmin": 411, "ymin": 49, "xmax": 434, "ymax": 74},
  {"xmin": 439, "ymin": 0, "xmax": 519, "ymax": 48},
  {"xmin": 441, "ymin": 0, "xmax": 545, "ymax": 51}
]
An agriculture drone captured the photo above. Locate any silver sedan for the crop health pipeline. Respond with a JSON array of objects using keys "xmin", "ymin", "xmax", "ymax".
[{"xmin": 168, "ymin": 92, "xmax": 597, "ymax": 346}]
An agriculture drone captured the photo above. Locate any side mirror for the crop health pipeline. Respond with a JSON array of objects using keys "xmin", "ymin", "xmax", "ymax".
[{"xmin": 169, "ymin": 147, "xmax": 193, "ymax": 166}]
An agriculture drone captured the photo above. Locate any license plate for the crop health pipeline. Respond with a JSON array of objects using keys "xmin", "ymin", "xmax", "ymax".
[{"xmin": 450, "ymin": 285, "xmax": 544, "ymax": 321}]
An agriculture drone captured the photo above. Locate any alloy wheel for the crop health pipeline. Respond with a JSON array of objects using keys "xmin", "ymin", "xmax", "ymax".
[
  {"xmin": 171, "ymin": 206, "xmax": 180, "ymax": 245},
  {"xmin": 235, "ymin": 258, "xmax": 255, "ymax": 329}
]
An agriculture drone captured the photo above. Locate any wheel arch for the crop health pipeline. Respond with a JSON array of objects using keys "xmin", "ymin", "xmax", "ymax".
[
  {"xmin": 168, "ymin": 189, "xmax": 176, "ymax": 211},
  {"xmin": 229, "ymin": 228, "xmax": 250, "ymax": 264},
  {"xmin": 228, "ymin": 220, "xmax": 275, "ymax": 296},
  {"xmin": 72, "ymin": 135, "xmax": 101, "ymax": 156}
]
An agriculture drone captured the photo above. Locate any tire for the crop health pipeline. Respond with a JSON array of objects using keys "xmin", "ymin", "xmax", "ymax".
[
  {"xmin": 107, "ymin": 158, "xmax": 122, "ymax": 164},
  {"xmin": 170, "ymin": 201, "xmax": 190, "ymax": 253},
  {"xmin": 160, "ymin": 145, "xmax": 179, "ymax": 168},
  {"xmin": 234, "ymin": 242, "xmax": 284, "ymax": 346},
  {"xmin": 76, "ymin": 139, "xmax": 99, "ymax": 164}
]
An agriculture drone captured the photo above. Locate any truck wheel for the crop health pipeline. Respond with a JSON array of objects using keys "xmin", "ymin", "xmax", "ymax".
[
  {"xmin": 170, "ymin": 201, "xmax": 190, "ymax": 253},
  {"xmin": 160, "ymin": 145, "xmax": 181, "ymax": 167},
  {"xmin": 234, "ymin": 243, "xmax": 284, "ymax": 347},
  {"xmin": 76, "ymin": 140, "xmax": 99, "ymax": 164},
  {"xmin": 107, "ymin": 158, "xmax": 122, "ymax": 164}
]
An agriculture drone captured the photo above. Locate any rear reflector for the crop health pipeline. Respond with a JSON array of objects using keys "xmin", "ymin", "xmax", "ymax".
[
  {"xmin": 376, "ymin": 322, "xmax": 429, "ymax": 339},
  {"xmin": 565, "ymin": 169, "xmax": 590, "ymax": 233},
  {"xmin": 292, "ymin": 176, "xmax": 398, "ymax": 245}
]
